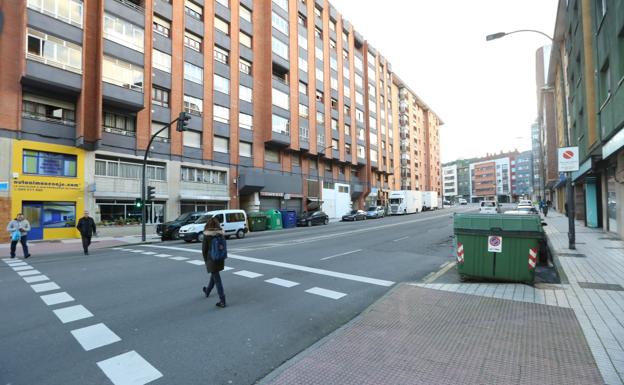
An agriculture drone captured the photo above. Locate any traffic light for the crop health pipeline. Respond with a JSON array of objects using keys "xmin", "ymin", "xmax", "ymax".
[
  {"xmin": 134, "ymin": 198, "xmax": 143, "ymax": 208},
  {"xmin": 146, "ymin": 186, "xmax": 156, "ymax": 202},
  {"xmin": 176, "ymin": 111, "xmax": 191, "ymax": 132}
]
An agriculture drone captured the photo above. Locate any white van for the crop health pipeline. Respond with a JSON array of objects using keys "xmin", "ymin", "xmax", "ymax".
[
  {"xmin": 479, "ymin": 200, "xmax": 501, "ymax": 214},
  {"xmin": 178, "ymin": 209, "xmax": 248, "ymax": 242}
]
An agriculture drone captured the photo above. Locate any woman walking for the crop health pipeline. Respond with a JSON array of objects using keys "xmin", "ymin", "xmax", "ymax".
[{"xmin": 201, "ymin": 217, "xmax": 226, "ymax": 308}]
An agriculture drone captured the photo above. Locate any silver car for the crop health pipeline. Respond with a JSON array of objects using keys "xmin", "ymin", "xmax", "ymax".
[{"xmin": 366, "ymin": 206, "xmax": 385, "ymax": 219}]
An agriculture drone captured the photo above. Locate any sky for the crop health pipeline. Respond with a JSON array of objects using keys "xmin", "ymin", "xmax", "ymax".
[{"xmin": 332, "ymin": 0, "xmax": 559, "ymax": 163}]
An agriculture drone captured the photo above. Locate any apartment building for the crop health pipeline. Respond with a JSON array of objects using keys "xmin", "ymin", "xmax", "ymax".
[
  {"xmin": 442, "ymin": 164, "xmax": 457, "ymax": 201},
  {"xmin": 469, "ymin": 152, "xmax": 519, "ymax": 203},
  {"xmin": 513, "ymin": 150, "xmax": 534, "ymax": 197},
  {"xmin": 0, "ymin": 0, "xmax": 441, "ymax": 241}
]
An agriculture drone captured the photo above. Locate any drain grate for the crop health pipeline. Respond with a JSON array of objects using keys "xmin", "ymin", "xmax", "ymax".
[
  {"xmin": 558, "ymin": 253, "xmax": 586, "ymax": 258},
  {"xmin": 578, "ymin": 282, "xmax": 624, "ymax": 291}
]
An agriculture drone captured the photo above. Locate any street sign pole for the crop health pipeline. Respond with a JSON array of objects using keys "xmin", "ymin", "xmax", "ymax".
[
  {"xmin": 567, "ymin": 173, "xmax": 575, "ymax": 249},
  {"xmin": 558, "ymin": 147, "xmax": 579, "ymax": 250}
]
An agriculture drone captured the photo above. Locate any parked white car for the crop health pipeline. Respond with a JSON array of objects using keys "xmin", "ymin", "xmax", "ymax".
[
  {"xmin": 178, "ymin": 209, "xmax": 248, "ymax": 242},
  {"xmin": 479, "ymin": 200, "xmax": 501, "ymax": 214}
]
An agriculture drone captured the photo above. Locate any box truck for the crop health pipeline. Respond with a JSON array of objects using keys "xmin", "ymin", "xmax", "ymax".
[
  {"xmin": 389, "ymin": 190, "xmax": 422, "ymax": 215},
  {"xmin": 422, "ymin": 191, "xmax": 439, "ymax": 211}
]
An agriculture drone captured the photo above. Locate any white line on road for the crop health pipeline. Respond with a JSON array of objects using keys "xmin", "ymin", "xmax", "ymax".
[
  {"xmin": 129, "ymin": 250, "xmax": 144, "ymax": 253},
  {"xmin": 223, "ymin": 266, "xmax": 234, "ymax": 271},
  {"xmin": 154, "ymin": 254, "xmax": 172, "ymax": 258},
  {"xmin": 53, "ymin": 304, "xmax": 94, "ymax": 324},
  {"xmin": 40, "ymin": 292, "xmax": 75, "ymax": 306},
  {"xmin": 141, "ymin": 252, "xmax": 157, "ymax": 255},
  {"xmin": 320, "ymin": 249, "xmax": 362, "ymax": 261},
  {"xmin": 70, "ymin": 323, "xmax": 121, "ymax": 351},
  {"xmin": 186, "ymin": 260, "xmax": 205, "ymax": 266},
  {"xmin": 305, "ymin": 287, "xmax": 347, "ymax": 300},
  {"xmin": 265, "ymin": 278, "xmax": 299, "ymax": 288},
  {"xmin": 234, "ymin": 270, "xmax": 263, "ymax": 278},
  {"xmin": 23, "ymin": 275, "xmax": 49, "ymax": 284},
  {"xmin": 143, "ymin": 245, "xmax": 395, "ymax": 287},
  {"xmin": 12, "ymin": 266, "xmax": 33, "ymax": 271},
  {"xmin": 392, "ymin": 236, "xmax": 409, "ymax": 242},
  {"xmin": 8, "ymin": 262, "xmax": 28, "ymax": 267},
  {"xmin": 17, "ymin": 270, "xmax": 41, "ymax": 276},
  {"xmin": 31, "ymin": 282, "xmax": 60, "ymax": 293},
  {"xmin": 169, "ymin": 256, "xmax": 189, "ymax": 261},
  {"xmin": 97, "ymin": 350, "xmax": 163, "ymax": 385}
]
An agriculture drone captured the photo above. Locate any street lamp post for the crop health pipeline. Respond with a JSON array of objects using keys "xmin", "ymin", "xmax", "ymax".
[{"xmin": 486, "ymin": 30, "xmax": 575, "ymax": 249}]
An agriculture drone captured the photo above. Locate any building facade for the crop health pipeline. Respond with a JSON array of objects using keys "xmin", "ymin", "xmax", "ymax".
[
  {"xmin": 0, "ymin": 0, "xmax": 442, "ymax": 241},
  {"xmin": 442, "ymin": 164, "xmax": 457, "ymax": 201}
]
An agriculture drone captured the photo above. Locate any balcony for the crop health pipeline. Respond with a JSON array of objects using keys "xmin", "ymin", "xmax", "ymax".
[{"xmin": 104, "ymin": 0, "xmax": 144, "ymax": 27}]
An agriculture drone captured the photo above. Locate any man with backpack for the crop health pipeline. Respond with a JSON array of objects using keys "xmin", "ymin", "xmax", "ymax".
[
  {"xmin": 6, "ymin": 213, "xmax": 31, "ymax": 259},
  {"xmin": 201, "ymin": 216, "xmax": 227, "ymax": 308}
]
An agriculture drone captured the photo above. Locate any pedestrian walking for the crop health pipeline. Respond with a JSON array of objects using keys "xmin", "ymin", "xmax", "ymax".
[
  {"xmin": 201, "ymin": 217, "xmax": 227, "ymax": 308},
  {"xmin": 76, "ymin": 211, "xmax": 97, "ymax": 255},
  {"xmin": 543, "ymin": 204, "xmax": 549, "ymax": 217},
  {"xmin": 6, "ymin": 213, "xmax": 31, "ymax": 259}
]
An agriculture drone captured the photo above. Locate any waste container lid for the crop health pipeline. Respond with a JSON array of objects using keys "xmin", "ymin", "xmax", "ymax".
[{"xmin": 454, "ymin": 213, "xmax": 543, "ymax": 234}]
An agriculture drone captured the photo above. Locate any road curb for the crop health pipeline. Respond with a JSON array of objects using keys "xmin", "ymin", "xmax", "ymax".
[
  {"xmin": 543, "ymin": 232, "xmax": 570, "ymax": 285},
  {"xmin": 421, "ymin": 260, "xmax": 456, "ymax": 284}
]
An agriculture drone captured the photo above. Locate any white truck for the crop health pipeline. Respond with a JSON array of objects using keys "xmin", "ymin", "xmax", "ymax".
[
  {"xmin": 422, "ymin": 191, "xmax": 440, "ymax": 211},
  {"xmin": 389, "ymin": 190, "xmax": 422, "ymax": 215}
]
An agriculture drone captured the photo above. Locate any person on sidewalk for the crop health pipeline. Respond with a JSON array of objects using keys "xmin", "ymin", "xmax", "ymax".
[
  {"xmin": 6, "ymin": 213, "xmax": 31, "ymax": 259},
  {"xmin": 76, "ymin": 211, "xmax": 97, "ymax": 255},
  {"xmin": 543, "ymin": 203, "xmax": 549, "ymax": 217},
  {"xmin": 201, "ymin": 217, "xmax": 226, "ymax": 308}
]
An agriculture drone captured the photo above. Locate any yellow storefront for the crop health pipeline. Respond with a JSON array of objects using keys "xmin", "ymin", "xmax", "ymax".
[{"xmin": 10, "ymin": 140, "xmax": 85, "ymax": 240}]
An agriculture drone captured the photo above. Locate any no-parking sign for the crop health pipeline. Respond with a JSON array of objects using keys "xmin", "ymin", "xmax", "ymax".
[{"xmin": 488, "ymin": 236, "xmax": 502, "ymax": 253}]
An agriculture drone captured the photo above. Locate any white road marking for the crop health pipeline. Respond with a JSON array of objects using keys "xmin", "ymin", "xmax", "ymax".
[
  {"xmin": 234, "ymin": 270, "xmax": 263, "ymax": 278},
  {"xmin": 143, "ymin": 246, "xmax": 395, "ymax": 287},
  {"xmin": 31, "ymin": 282, "xmax": 60, "ymax": 293},
  {"xmin": 141, "ymin": 252, "xmax": 157, "ymax": 255},
  {"xmin": 320, "ymin": 249, "xmax": 362, "ymax": 261},
  {"xmin": 12, "ymin": 266, "xmax": 33, "ymax": 271},
  {"xmin": 2, "ymin": 258, "xmax": 14, "ymax": 262},
  {"xmin": 97, "ymin": 350, "xmax": 163, "ymax": 385},
  {"xmin": 305, "ymin": 287, "xmax": 347, "ymax": 300},
  {"xmin": 154, "ymin": 254, "xmax": 172, "ymax": 258},
  {"xmin": 169, "ymin": 256, "xmax": 188, "ymax": 261},
  {"xmin": 223, "ymin": 266, "xmax": 234, "ymax": 271},
  {"xmin": 8, "ymin": 262, "xmax": 28, "ymax": 267},
  {"xmin": 129, "ymin": 250, "xmax": 144, "ymax": 253},
  {"xmin": 53, "ymin": 304, "xmax": 94, "ymax": 324},
  {"xmin": 17, "ymin": 270, "xmax": 41, "ymax": 276},
  {"xmin": 40, "ymin": 292, "xmax": 75, "ymax": 306},
  {"xmin": 265, "ymin": 278, "xmax": 299, "ymax": 288},
  {"xmin": 392, "ymin": 236, "xmax": 409, "ymax": 242},
  {"xmin": 186, "ymin": 260, "xmax": 205, "ymax": 266},
  {"xmin": 111, "ymin": 248, "xmax": 124, "ymax": 250},
  {"xmin": 70, "ymin": 323, "xmax": 121, "ymax": 351},
  {"xmin": 23, "ymin": 275, "xmax": 49, "ymax": 283}
]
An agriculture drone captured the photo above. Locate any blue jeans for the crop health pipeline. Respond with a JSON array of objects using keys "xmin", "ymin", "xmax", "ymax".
[
  {"xmin": 10, "ymin": 235, "xmax": 29, "ymax": 257},
  {"xmin": 207, "ymin": 272, "xmax": 225, "ymax": 302}
]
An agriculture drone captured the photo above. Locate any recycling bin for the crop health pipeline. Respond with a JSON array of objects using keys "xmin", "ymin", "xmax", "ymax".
[
  {"xmin": 248, "ymin": 213, "xmax": 268, "ymax": 232},
  {"xmin": 454, "ymin": 213, "xmax": 544, "ymax": 284},
  {"xmin": 280, "ymin": 210, "xmax": 297, "ymax": 229},
  {"xmin": 263, "ymin": 209, "xmax": 283, "ymax": 230}
]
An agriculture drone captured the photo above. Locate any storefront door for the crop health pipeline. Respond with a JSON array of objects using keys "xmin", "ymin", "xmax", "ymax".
[{"xmin": 22, "ymin": 202, "xmax": 43, "ymax": 240}]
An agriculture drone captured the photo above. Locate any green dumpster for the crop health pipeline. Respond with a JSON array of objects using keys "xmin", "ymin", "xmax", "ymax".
[
  {"xmin": 454, "ymin": 213, "xmax": 544, "ymax": 283},
  {"xmin": 248, "ymin": 213, "xmax": 268, "ymax": 232},
  {"xmin": 263, "ymin": 209, "xmax": 283, "ymax": 230}
]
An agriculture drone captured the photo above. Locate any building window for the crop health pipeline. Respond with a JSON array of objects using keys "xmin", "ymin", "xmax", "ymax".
[
  {"xmin": 239, "ymin": 112, "xmax": 253, "ymax": 130},
  {"xmin": 216, "ymin": 0, "xmax": 229, "ymax": 7},
  {"xmin": 273, "ymin": 0, "xmax": 288, "ymax": 11},
  {"xmin": 214, "ymin": 105, "xmax": 230, "ymax": 123},
  {"xmin": 325, "ymin": 162, "xmax": 332, "ymax": 172},
  {"xmin": 151, "ymin": 121, "xmax": 169, "ymax": 142},
  {"xmin": 240, "ymin": 31, "xmax": 252, "ymax": 48},
  {"xmin": 316, "ymin": 111, "xmax": 324, "ymax": 124},
  {"xmin": 214, "ymin": 46, "xmax": 229, "ymax": 64},
  {"xmin": 151, "ymin": 87, "xmax": 169, "ymax": 108},
  {"xmin": 299, "ymin": 81, "xmax": 308, "ymax": 95},
  {"xmin": 240, "ymin": 6, "xmax": 252, "ymax": 22},
  {"xmin": 331, "ymin": 138, "xmax": 338, "ymax": 150},
  {"xmin": 95, "ymin": 158, "xmax": 165, "ymax": 180},
  {"xmin": 314, "ymin": 5, "xmax": 322, "ymax": 18},
  {"xmin": 184, "ymin": 62, "xmax": 203, "ymax": 84},
  {"xmin": 299, "ymin": 126, "xmax": 309, "ymax": 140},
  {"xmin": 27, "ymin": 0, "xmax": 83, "ymax": 27},
  {"xmin": 184, "ymin": 0, "xmax": 203, "ymax": 20},
  {"xmin": 184, "ymin": 31, "xmax": 202, "ymax": 52},
  {"xmin": 153, "ymin": 16, "xmax": 170, "ymax": 37},
  {"xmin": 344, "ymin": 104, "xmax": 351, "ymax": 116},
  {"xmin": 299, "ymin": 103, "xmax": 309, "ymax": 118},
  {"xmin": 272, "ymin": 11, "xmax": 289, "ymax": 35},
  {"xmin": 298, "ymin": 56, "xmax": 308, "ymax": 72},
  {"xmin": 103, "ymin": 111, "xmax": 136, "ymax": 136},
  {"xmin": 316, "ymin": 90, "xmax": 324, "ymax": 103},
  {"xmin": 215, "ymin": 16, "xmax": 230, "ymax": 35},
  {"xmin": 315, "ymin": 46, "xmax": 323, "ymax": 61},
  {"xmin": 213, "ymin": 136, "xmax": 229, "ymax": 153},
  {"xmin": 183, "ymin": 131, "xmax": 202, "ymax": 148},
  {"xmin": 345, "ymin": 143, "xmax": 351, "ymax": 154},
  {"xmin": 239, "ymin": 85, "xmax": 253, "ymax": 102},
  {"xmin": 214, "ymin": 74, "xmax": 230, "ymax": 95},
  {"xmin": 184, "ymin": 95, "xmax": 203, "ymax": 116},
  {"xmin": 356, "ymin": 109, "xmax": 364, "ymax": 123},
  {"xmin": 272, "ymin": 114, "xmax": 289, "ymax": 134},
  {"xmin": 239, "ymin": 142, "xmax": 252, "ymax": 157},
  {"xmin": 152, "ymin": 49, "xmax": 171, "ymax": 73},
  {"xmin": 272, "ymin": 88, "xmax": 289, "ymax": 109},
  {"xmin": 240, "ymin": 58, "xmax": 252, "ymax": 74},
  {"xmin": 298, "ymin": 13, "xmax": 307, "ymax": 27},
  {"xmin": 102, "ymin": 56, "xmax": 144, "ymax": 91},
  {"xmin": 22, "ymin": 94, "xmax": 75, "ymax": 125},
  {"xmin": 265, "ymin": 148, "xmax": 280, "ymax": 162},
  {"xmin": 103, "ymin": 13, "xmax": 144, "ymax": 52},
  {"xmin": 272, "ymin": 37, "xmax": 288, "ymax": 59},
  {"xmin": 181, "ymin": 167, "xmax": 226, "ymax": 184},
  {"xmin": 22, "ymin": 149, "xmax": 77, "ymax": 177},
  {"xmin": 344, "ymin": 123, "xmax": 351, "ymax": 136},
  {"xmin": 331, "ymin": 118, "xmax": 338, "ymax": 131},
  {"xmin": 298, "ymin": 32, "xmax": 308, "ymax": 50},
  {"xmin": 599, "ymin": 61, "xmax": 611, "ymax": 105},
  {"xmin": 26, "ymin": 28, "xmax": 82, "ymax": 73}
]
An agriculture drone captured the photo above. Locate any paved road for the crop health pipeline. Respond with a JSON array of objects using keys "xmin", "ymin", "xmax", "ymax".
[{"xmin": 0, "ymin": 206, "xmax": 473, "ymax": 385}]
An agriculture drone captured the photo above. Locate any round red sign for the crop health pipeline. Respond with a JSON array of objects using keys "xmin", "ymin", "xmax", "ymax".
[
  {"xmin": 489, "ymin": 236, "xmax": 501, "ymax": 247},
  {"xmin": 563, "ymin": 150, "xmax": 574, "ymax": 159}
]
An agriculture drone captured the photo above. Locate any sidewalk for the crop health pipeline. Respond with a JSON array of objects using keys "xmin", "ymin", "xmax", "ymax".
[{"xmin": 261, "ymin": 211, "xmax": 624, "ymax": 385}]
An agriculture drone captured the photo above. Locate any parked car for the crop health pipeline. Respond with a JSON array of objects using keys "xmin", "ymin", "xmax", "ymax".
[
  {"xmin": 505, "ymin": 207, "xmax": 539, "ymax": 215},
  {"xmin": 366, "ymin": 206, "xmax": 385, "ymax": 219},
  {"xmin": 459, "ymin": 198, "xmax": 468, "ymax": 205},
  {"xmin": 157, "ymin": 211, "xmax": 207, "ymax": 241},
  {"xmin": 342, "ymin": 210, "xmax": 367, "ymax": 221},
  {"xmin": 179, "ymin": 209, "xmax": 248, "ymax": 242},
  {"xmin": 479, "ymin": 200, "xmax": 501, "ymax": 214},
  {"xmin": 297, "ymin": 211, "xmax": 329, "ymax": 226}
]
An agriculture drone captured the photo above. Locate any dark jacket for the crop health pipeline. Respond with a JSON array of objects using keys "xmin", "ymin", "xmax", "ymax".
[
  {"xmin": 77, "ymin": 217, "xmax": 96, "ymax": 237},
  {"xmin": 202, "ymin": 229, "xmax": 225, "ymax": 273}
]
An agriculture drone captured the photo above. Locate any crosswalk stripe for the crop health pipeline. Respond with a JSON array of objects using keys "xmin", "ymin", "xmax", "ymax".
[
  {"xmin": 305, "ymin": 287, "xmax": 347, "ymax": 300},
  {"xmin": 265, "ymin": 278, "xmax": 299, "ymax": 288},
  {"xmin": 234, "ymin": 270, "xmax": 263, "ymax": 278}
]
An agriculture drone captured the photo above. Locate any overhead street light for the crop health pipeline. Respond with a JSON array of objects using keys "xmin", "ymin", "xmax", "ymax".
[{"xmin": 486, "ymin": 29, "xmax": 576, "ymax": 250}]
